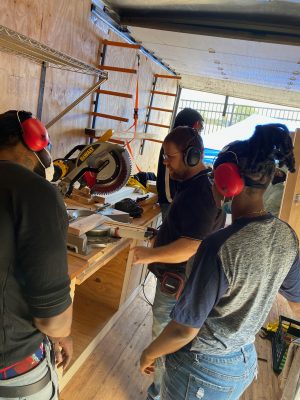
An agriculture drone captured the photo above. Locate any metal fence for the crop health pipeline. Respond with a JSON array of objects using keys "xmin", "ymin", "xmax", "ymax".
[{"xmin": 179, "ymin": 99, "xmax": 300, "ymax": 135}]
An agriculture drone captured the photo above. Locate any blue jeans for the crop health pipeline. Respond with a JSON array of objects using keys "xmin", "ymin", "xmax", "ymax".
[
  {"xmin": 161, "ymin": 344, "xmax": 257, "ymax": 400},
  {"xmin": 0, "ymin": 340, "xmax": 59, "ymax": 400},
  {"xmin": 147, "ymin": 283, "xmax": 177, "ymax": 400}
]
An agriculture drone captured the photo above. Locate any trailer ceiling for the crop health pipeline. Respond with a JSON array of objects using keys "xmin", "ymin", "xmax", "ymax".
[{"xmin": 99, "ymin": 1, "xmax": 300, "ymax": 105}]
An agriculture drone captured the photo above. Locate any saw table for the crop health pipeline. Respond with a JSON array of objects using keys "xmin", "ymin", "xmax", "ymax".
[{"xmin": 61, "ymin": 201, "xmax": 161, "ymax": 389}]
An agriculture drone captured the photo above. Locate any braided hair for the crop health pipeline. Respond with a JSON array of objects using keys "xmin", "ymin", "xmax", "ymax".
[
  {"xmin": 214, "ymin": 124, "xmax": 295, "ymax": 187},
  {"xmin": 0, "ymin": 110, "xmax": 32, "ymax": 148}
]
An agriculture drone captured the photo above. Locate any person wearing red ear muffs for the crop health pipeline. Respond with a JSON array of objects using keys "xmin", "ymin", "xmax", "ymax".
[
  {"xmin": 140, "ymin": 123, "xmax": 300, "ymax": 400},
  {"xmin": 0, "ymin": 110, "xmax": 72, "ymax": 399}
]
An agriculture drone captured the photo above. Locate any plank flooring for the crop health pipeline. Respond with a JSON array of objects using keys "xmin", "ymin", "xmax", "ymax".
[{"xmin": 62, "ymin": 277, "xmax": 286, "ymax": 400}]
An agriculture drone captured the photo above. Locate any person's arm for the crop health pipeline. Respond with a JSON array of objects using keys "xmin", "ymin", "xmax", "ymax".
[
  {"xmin": 279, "ymin": 252, "xmax": 300, "ymax": 303},
  {"xmin": 139, "ymin": 237, "xmax": 229, "ymax": 373},
  {"xmin": 49, "ymin": 336, "xmax": 73, "ymax": 370},
  {"xmin": 140, "ymin": 321, "xmax": 199, "ymax": 374},
  {"xmin": 287, "ymin": 301, "xmax": 300, "ymax": 321},
  {"xmin": 132, "ymin": 237, "xmax": 200, "ymax": 265},
  {"xmin": 17, "ymin": 179, "xmax": 73, "ymax": 368},
  {"xmin": 33, "ymin": 303, "xmax": 73, "ymax": 338}
]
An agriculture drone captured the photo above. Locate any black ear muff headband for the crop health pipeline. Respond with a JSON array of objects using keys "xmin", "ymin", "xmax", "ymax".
[{"xmin": 183, "ymin": 128, "xmax": 203, "ymax": 167}]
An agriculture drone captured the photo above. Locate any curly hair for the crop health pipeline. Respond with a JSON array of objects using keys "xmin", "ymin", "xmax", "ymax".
[
  {"xmin": 214, "ymin": 123, "xmax": 295, "ymax": 187},
  {"xmin": 0, "ymin": 110, "xmax": 32, "ymax": 148}
]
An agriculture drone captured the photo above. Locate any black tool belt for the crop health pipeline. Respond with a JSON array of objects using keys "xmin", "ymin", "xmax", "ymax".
[
  {"xmin": 0, "ymin": 369, "xmax": 51, "ymax": 398},
  {"xmin": 149, "ymin": 265, "xmax": 186, "ymax": 300}
]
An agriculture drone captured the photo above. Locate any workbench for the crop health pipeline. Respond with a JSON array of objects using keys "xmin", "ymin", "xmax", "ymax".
[{"xmin": 60, "ymin": 204, "xmax": 161, "ymax": 389}]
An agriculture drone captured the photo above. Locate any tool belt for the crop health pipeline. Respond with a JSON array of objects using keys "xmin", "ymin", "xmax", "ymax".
[
  {"xmin": 149, "ymin": 265, "xmax": 186, "ymax": 300},
  {"xmin": 0, "ymin": 368, "xmax": 51, "ymax": 398}
]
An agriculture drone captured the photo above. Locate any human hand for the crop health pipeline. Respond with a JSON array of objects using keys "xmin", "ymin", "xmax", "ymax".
[
  {"xmin": 50, "ymin": 336, "xmax": 73, "ymax": 370},
  {"xmin": 132, "ymin": 246, "xmax": 154, "ymax": 265},
  {"xmin": 140, "ymin": 349, "xmax": 156, "ymax": 375}
]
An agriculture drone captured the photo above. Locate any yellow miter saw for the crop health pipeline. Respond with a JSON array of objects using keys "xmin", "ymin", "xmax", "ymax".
[{"xmin": 52, "ymin": 141, "xmax": 131, "ymax": 196}]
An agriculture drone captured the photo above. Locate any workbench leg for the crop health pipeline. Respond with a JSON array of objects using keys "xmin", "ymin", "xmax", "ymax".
[{"xmin": 57, "ymin": 278, "xmax": 77, "ymax": 388}]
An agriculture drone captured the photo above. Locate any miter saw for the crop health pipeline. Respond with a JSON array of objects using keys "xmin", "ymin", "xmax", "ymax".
[{"xmin": 52, "ymin": 142, "xmax": 131, "ymax": 196}]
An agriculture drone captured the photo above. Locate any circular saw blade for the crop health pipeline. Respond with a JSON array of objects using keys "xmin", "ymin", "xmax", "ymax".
[{"xmin": 91, "ymin": 149, "xmax": 132, "ymax": 195}]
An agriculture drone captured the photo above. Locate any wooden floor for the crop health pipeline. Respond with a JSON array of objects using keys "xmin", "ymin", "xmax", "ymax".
[{"xmin": 62, "ymin": 277, "xmax": 287, "ymax": 400}]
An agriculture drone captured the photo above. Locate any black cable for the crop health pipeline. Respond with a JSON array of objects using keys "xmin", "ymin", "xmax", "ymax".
[{"xmin": 141, "ymin": 270, "xmax": 154, "ymax": 307}]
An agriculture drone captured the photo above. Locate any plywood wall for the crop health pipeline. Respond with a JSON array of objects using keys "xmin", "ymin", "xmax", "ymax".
[{"xmin": 0, "ymin": 0, "xmax": 178, "ymax": 173}]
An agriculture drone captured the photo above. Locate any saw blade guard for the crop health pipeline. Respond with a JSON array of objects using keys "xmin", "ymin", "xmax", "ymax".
[{"xmin": 80, "ymin": 142, "xmax": 132, "ymax": 194}]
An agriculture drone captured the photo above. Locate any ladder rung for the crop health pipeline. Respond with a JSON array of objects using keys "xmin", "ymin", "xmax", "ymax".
[
  {"xmin": 103, "ymin": 39, "xmax": 141, "ymax": 49},
  {"xmin": 150, "ymin": 90, "xmax": 177, "ymax": 97},
  {"xmin": 145, "ymin": 122, "xmax": 170, "ymax": 129},
  {"xmin": 89, "ymin": 112, "xmax": 129, "ymax": 122},
  {"xmin": 148, "ymin": 106, "xmax": 173, "ymax": 113},
  {"xmin": 98, "ymin": 65, "xmax": 137, "ymax": 74},
  {"xmin": 154, "ymin": 74, "xmax": 181, "ymax": 80},
  {"xmin": 96, "ymin": 89, "xmax": 133, "ymax": 98}
]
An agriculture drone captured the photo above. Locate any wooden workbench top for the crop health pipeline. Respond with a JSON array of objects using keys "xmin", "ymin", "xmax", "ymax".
[{"xmin": 68, "ymin": 204, "xmax": 161, "ymax": 281}]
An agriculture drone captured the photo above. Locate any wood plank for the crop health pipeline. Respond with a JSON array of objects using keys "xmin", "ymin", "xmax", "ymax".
[
  {"xmin": 103, "ymin": 39, "xmax": 141, "ymax": 49},
  {"xmin": 96, "ymin": 89, "xmax": 133, "ymax": 98},
  {"xmin": 68, "ymin": 214, "xmax": 107, "ymax": 236},
  {"xmin": 67, "ymin": 254, "xmax": 89, "ymax": 280},
  {"xmin": 148, "ymin": 106, "xmax": 173, "ymax": 112},
  {"xmin": 145, "ymin": 121, "xmax": 170, "ymax": 129},
  {"xmin": 97, "ymin": 65, "xmax": 137, "ymax": 74},
  {"xmin": 64, "ymin": 197, "xmax": 100, "ymax": 211},
  {"xmin": 89, "ymin": 111, "xmax": 129, "ymax": 122},
  {"xmin": 150, "ymin": 90, "xmax": 177, "ymax": 96},
  {"xmin": 75, "ymin": 246, "xmax": 129, "ymax": 309},
  {"xmin": 154, "ymin": 74, "xmax": 181, "ymax": 79},
  {"xmin": 279, "ymin": 131, "xmax": 300, "ymax": 223},
  {"xmin": 75, "ymin": 238, "xmax": 131, "ymax": 284},
  {"xmin": 69, "ymin": 193, "xmax": 94, "ymax": 205}
]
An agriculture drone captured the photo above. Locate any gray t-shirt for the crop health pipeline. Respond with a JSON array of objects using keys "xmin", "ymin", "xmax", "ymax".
[{"xmin": 171, "ymin": 214, "xmax": 300, "ymax": 354}]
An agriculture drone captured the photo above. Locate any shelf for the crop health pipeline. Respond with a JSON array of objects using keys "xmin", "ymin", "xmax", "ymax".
[
  {"xmin": 71, "ymin": 292, "xmax": 117, "ymax": 367},
  {"xmin": 0, "ymin": 24, "xmax": 107, "ymax": 78}
]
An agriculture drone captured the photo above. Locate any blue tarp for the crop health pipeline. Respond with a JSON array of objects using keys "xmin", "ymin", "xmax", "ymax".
[{"xmin": 203, "ymin": 148, "xmax": 219, "ymax": 165}]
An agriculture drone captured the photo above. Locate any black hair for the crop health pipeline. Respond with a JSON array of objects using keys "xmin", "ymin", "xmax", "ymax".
[
  {"xmin": 0, "ymin": 110, "xmax": 32, "ymax": 148},
  {"xmin": 164, "ymin": 126, "xmax": 204, "ymax": 153},
  {"xmin": 214, "ymin": 123, "xmax": 295, "ymax": 186},
  {"xmin": 173, "ymin": 108, "xmax": 204, "ymax": 129}
]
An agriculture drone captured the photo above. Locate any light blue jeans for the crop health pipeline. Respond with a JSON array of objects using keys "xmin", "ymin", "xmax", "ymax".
[
  {"xmin": 0, "ymin": 340, "xmax": 59, "ymax": 400},
  {"xmin": 161, "ymin": 344, "xmax": 257, "ymax": 400},
  {"xmin": 147, "ymin": 283, "xmax": 177, "ymax": 400}
]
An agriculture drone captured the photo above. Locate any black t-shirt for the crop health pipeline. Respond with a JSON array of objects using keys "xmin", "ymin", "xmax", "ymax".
[
  {"xmin": 156, "ymin": 147, "xmax": 178, "ymax": 204},
  {"xmin": 0, "ymin": 161, "xmax": 71, "ymax": 368},
  {"xmin": 152, "ymin": 169, "xmax": 225, "ymax": 271}
]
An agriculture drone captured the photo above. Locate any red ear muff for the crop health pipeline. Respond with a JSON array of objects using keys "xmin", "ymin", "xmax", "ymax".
[
  {"xmin": 21, "ymin": 118, "xmax": 49, "ymax": 151},
  {"xmin": 214, "ymin": 163, "xmax": 244, "ymax": 197}
]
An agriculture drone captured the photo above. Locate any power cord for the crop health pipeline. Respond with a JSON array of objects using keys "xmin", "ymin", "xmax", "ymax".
[{"xmin": 141, "ymin": 270, "xmax": 154, "ymax": 307}]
